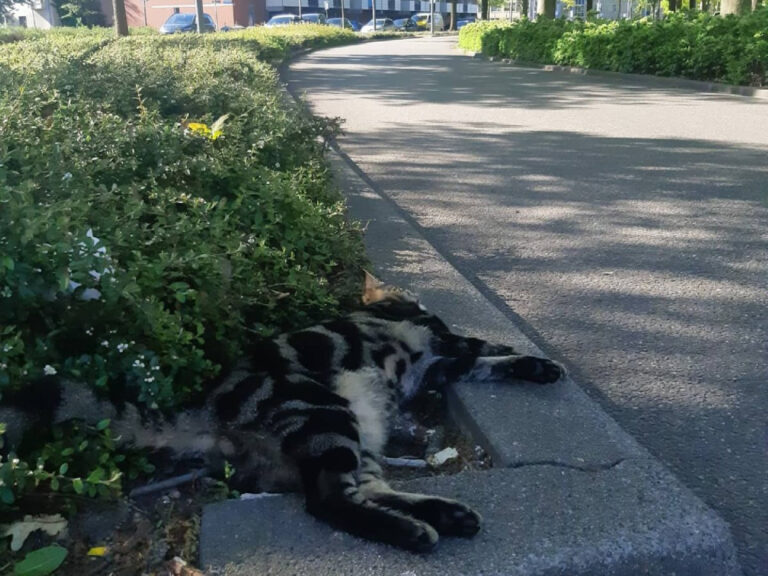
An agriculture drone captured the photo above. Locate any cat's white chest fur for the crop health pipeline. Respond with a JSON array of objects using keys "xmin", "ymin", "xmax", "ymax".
[{"xmin": 334, "ymin": 368, "xmax": 391, "ymax": 455}]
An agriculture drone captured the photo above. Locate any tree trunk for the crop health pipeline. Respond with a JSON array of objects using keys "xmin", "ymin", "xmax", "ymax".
[
  {"xmin": 194, "ymin": 0, "xmax": 204, "ymax": 31},
  {"xmin": 450, "ymin": 0, "xmax": 456, "ymax": 29},
  {"xmin": 536, "ymin": 0, "xmax": 555, "ymax": 17},
  {"xmin": 521, "ymin": 0, "xmax": 528, "ymax": 16},
  {"xmin": 586, "ymin": 0, "xmax": 592, "ymax": 11},
  {"xmin": 668, "ymin": 0, "xmax": 676, "ymax": 11},
  {"xmin": 720, "ymin": 0, "xmax": 750, "ymax": 13},
  {"xmin": 112, "ymin": 0, "xmax": 128, "ymax": 36},
  {"xmin": 481, "ymin": 0, "xmax": 489, "ymax": 19}
]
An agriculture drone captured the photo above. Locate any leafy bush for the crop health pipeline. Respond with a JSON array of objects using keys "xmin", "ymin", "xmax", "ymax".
[
  {"xmin": 459, "ymin": 9, "xmax": 768, "ymax": 86},
  {"xmin": 0, "ymin": 26, "xmax": 365, "ymax": 506}
]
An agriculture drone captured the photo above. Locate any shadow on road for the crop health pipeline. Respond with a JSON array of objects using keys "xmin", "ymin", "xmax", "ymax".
[{"xmin": 291, "ymin": 52, "xmax": 766, "ymax": 110}]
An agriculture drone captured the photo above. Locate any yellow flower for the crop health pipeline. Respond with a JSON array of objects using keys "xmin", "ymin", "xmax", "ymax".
[
  {"xmin": 186, "ymin": 115, "xmax": 228, "ymax": 140},
  {"xmin": 187, "ymin": 122, "xmax": 212, "ymax": 138}
]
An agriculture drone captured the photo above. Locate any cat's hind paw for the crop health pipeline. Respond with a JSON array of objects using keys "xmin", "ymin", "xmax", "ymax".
[{"xmin": 511, "ymin": 356, "xmax": 566, "ymax": 384}]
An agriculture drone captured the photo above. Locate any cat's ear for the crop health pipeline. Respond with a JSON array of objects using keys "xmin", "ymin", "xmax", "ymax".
[{"xmin": 362, "ymin": 270, "xmax": 386, "ymax": 305}]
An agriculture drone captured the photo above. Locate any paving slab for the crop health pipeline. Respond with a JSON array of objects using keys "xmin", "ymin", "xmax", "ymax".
[
  {"xmin": 203, "ymin": 463, "xmax": 737, "ymax": 576},
  {"xmin": 199, "ymin": 143, "xmax": 741, "ymax": 575}
]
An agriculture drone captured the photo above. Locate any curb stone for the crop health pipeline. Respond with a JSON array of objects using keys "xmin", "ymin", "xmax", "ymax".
[{"xmin": 199, "ymin": 144, "xmax": 742, "ymax": 575}]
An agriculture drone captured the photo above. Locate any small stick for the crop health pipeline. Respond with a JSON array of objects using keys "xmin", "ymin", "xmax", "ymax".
[
  {"xmin": 383, "ymin": 457, "xmax": 428, "ymax": 468},
  {"xmin": 128, "ymin": 469, "xmax": 209, "ymax": 498}
]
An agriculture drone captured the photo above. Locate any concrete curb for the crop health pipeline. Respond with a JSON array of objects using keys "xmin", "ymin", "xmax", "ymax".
[
  {"xmin": 465, "ymin": 50, "xmax": 768, "ymax": 100},
  {"xmin": 199, "ymin": 141, "xmax": 742, "ymax": 575}
]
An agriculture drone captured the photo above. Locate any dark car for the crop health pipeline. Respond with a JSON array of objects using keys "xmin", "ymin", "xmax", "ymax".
[
  {"xmin": 393, "ymin": 17, "xmax": 418, "ymax": 31},
  {"xmin": 327, "ymin": 17, "xmax": 360, "ymax": 30},
  {"xmin": 456, "ymin": 17, "xmax": 476, "ymax": 29},
  {"xmin": 265, "ymin": 14, "xmax": 301, "ymax": 26},
  {"xmin": 301, "ymin": 12, "xmax": 327, "ymax": 24},
  {"xmin": 159, "ymin": 12, "xmax": 216, "ymax": 34}
]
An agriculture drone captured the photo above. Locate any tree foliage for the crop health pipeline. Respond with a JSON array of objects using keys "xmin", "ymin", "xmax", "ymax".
[{"xmin": 1, "ymin": 0, "xmax": 21, "ymax": 17}]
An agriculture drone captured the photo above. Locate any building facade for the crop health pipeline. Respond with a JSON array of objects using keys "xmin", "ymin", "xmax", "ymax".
[
  {"xmin": 266, "ymin": 0, "xmax": 479, "ymax": 23},
  {"xmin": 118, "ymin": 0, "xmax": 265, "ymax": 28},
  {"xmin": 3, "ymin": 0, "xmax": 60, "ymax": 28}
]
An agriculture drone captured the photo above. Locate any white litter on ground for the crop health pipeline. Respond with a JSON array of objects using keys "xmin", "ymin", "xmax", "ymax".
[
  {"xmin": 428, "ymin": 446, "xmax": 459, "ymax": 467},
  {"xmin": 240, "ymin": 492, "xmax": 283, "ymax": 501}
]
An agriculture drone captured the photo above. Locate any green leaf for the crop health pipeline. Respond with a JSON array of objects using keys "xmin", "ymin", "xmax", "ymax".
[
  {"xmin": 96, "ymin": 419, "xmax": 110, "ymax": 431},
  {"xmin": 58, "ymin": 463, "xmax": 68, "ymax": 475},
  {"xmin": 71, "ymin": 478, "xmax": 84, "ymax": 494},
  {"xmin": 50, "ymin": 477, "xmax": 60, "ymax": 491},
  {"xmin": 56, "ymin": 272, "xmax": 69, "ymax": 292},
  {"xmin": 13, "ymin": 545, "xmax": 68, "ymax": 576},
  {"xmin": 86, "ymin": 468, "xmax": 104, "ymax": 483},
  {"xmin": 1, "ymin": 256, "xmax": 13, "ymax": 271},
  {"xmin": 0, "ymin": 486, "xmax": 15, "ymax": 505}
]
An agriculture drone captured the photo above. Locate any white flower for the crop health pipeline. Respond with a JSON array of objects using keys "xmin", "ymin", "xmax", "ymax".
[
  {"xmin": 86, "ymin": 228, "xmax": 99, "ymax": 245},
  {"xmin": 117, "ymin": 343, "xmax": 129, "ymax": 353},
  {"xmin": 80, "ymin": 288, "xmax": 101, "ymax": 301},
  {"xmin": 61, "ymin": 172, "xmax": 72, "ymax": 182},
  {"xmin": 43, "ymin": 365, "xmax": 57, "ymax": 376},
  {"xmin": 101, "ymin": 340, "xmax": 109, "ymax": 347}
]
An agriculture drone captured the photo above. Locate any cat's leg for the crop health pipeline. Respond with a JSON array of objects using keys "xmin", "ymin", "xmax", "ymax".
[
  {"xmin": 358, "ymin": 453, "xmax": 482, "ymax": 537},
  {"xmin": 253, "ymin": 376, "xmax": 439, "ymax": 551},
  {"xmin": 423, "ymin": 354, "xmax": 565, "ymax": 388},
  {"xmin": 300, "ymin": 458, "xmax": 439, "ymax": 552},
  {"xmin": 435, "ymin": 333, "xmax": 519, "ymax": 358}
]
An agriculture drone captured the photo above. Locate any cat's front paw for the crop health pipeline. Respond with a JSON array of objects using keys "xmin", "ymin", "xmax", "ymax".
[{"xmin": 512, "ymin": 356, "xmax": 565, "ymax": 384}]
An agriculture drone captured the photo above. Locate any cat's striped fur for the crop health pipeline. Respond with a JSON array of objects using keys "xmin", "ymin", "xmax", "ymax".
[{"xmin": 1, "ymin": 273, "xmax": 565, "ymax": 551}]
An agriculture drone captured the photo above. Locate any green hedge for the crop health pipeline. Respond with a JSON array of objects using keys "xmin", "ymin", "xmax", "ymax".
[
  {"xmin": 0, "ymin": 25, "xmax": 365, "ymax": 414},
  {"xmin": 459, "ymin": 10, "xmax": 768, "ymax": 86}
]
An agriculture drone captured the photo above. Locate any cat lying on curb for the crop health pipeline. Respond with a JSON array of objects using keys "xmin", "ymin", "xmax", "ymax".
[{"xmin": 1, "ymin": 272, "xmax": 566, "ymax": 552}]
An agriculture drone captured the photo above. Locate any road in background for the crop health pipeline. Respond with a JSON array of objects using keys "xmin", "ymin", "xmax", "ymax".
[{"xmin": 287, "ymin": 36, "xmax": 768, "ymax": 575}]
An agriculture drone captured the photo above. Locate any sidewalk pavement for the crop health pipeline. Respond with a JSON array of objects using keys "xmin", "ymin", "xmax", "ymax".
[{"xmin": 199, "ymin": 146, "xmax": 741, "ymax": 576}]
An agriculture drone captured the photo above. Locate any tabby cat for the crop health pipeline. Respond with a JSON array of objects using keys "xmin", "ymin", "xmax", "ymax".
[{"xmin": 1, "ymin": 272, "xmax": 565, "ymax": 552}]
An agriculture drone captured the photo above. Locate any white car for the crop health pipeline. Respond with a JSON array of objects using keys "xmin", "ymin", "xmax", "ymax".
[
  {"xmin": 360, "ymin": 18, "xmax": 396, "ymax": 33},
  {"xmin": 410, "ymin": 12, "xmax": 444, "ymax": 31}
]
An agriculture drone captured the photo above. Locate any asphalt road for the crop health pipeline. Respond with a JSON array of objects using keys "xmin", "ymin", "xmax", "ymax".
[{"xmin": 286, "ymin": 36, "xmax": 768, "ymax": 575}]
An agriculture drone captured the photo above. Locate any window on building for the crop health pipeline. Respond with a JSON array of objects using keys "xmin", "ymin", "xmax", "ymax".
[{"xmin": 18, "ymin": 15, "xmax": 28, "ymax": 27}]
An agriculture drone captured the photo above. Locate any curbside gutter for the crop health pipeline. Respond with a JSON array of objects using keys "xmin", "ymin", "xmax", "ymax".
[
  {"xmin": 199, "ymin": 138, "xmax": 743, "ymax": 575},
  {"xmin": 466, "ymin": 50, "xmax": 768, "ymax": 100}
]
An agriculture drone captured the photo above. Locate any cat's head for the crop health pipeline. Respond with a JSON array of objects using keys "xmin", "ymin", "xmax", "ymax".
[{"xmin": 361, "ymin": 271, "xmax": 420, "ymax": 306}]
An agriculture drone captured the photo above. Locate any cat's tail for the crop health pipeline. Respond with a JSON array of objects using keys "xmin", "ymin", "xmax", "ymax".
[{"xmin": 0, "ymin": 377, "xmax": 117, "ymax": 454}]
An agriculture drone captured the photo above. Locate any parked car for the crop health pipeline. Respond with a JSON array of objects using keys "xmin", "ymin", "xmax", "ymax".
[
  {"xmin": 393, "ymin": 17, "xmax": 418, "ymax": 31},
  {"xmin": 159, "ymin": 12, "xmax": 216, "ymax": 34},
  {"xmin": 410, "ymin": 12, "xmax": 444, "ymax": 30},
  {"xmin": 360, "ymin": 18, "xmax": 396, "ymax": 33},
  {"xmin": 327, "ymin": 17, "xmax": 360, "ymax": 30},
  {"xmin": 456, "ymin": 17, "xmax": 475, "ymax": 29},
  {"xmin": 265, "ymin": 13, "xmax": 301, "ymax": 26},
  {"xmin": 301, "ymin": 12, "xmax": 327, "ymax": 24}
]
